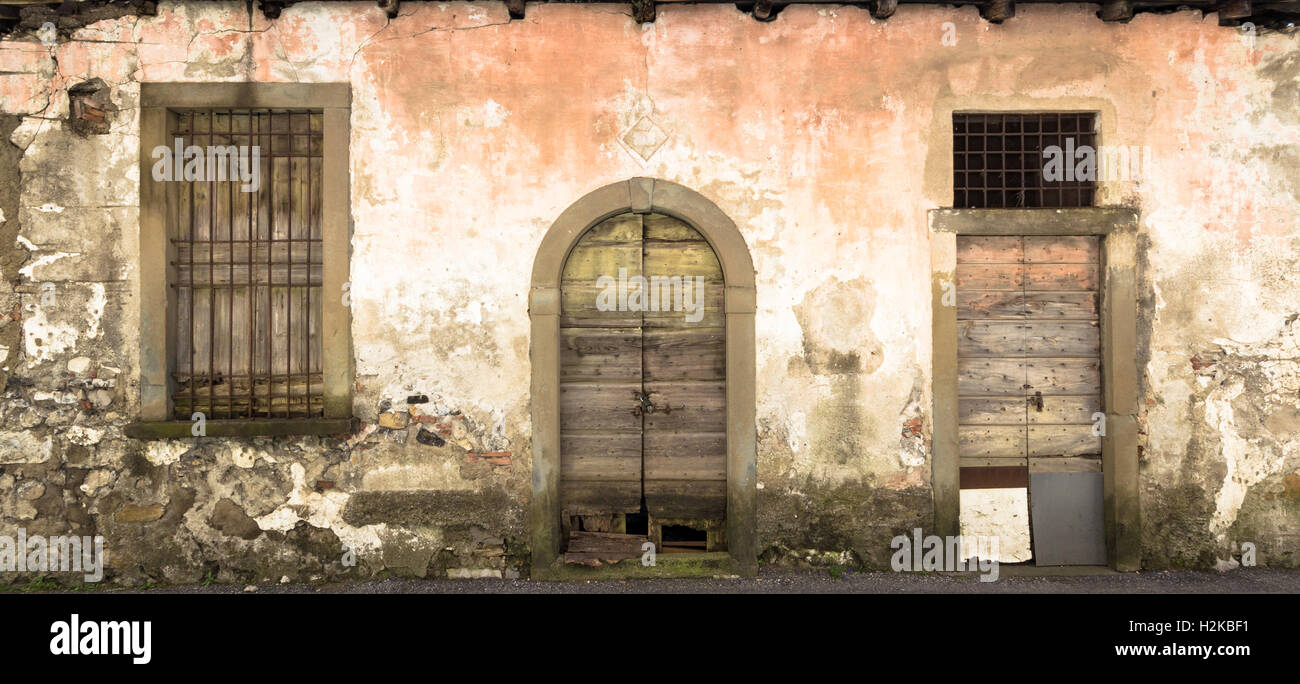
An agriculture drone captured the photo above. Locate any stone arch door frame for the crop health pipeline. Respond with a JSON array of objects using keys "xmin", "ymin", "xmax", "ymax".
[{"xmin": 529, "ymin": 178, "xmax": 757, "ymax": 577}]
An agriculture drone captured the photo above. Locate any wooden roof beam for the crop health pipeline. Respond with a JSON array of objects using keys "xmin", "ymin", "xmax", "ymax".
[
  {"xmin": 631, "ymin": 0, "xmax": 655, "ymax": 22},
  {"xmin": 871, "ymin": 0, "xmax": 898, "ymax": 19},
  {"xmin": 1098, "ymin": 0, "xmax": 1134, "ymax": 21},
  {"xmin": 258, "ymin": 1, "xmax": 288, "ymax": 20},
  {"xmin": 981, "ymin": 0, "xmax": 1015, "ymax": 23},
  {"xmin": 1219, "ymin": 0, "xmax": 1253, "ymax": 19}
]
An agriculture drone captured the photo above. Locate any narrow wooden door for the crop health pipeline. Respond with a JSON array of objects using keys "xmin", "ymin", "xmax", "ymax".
[
  {"xmin": 559, "ymin": 213, "xmax": 645, "ymax": 516},
  {"xmin": 955, "ymin": 235, "xmax": 1102, "ymax": 471},
  {"xmin": 955, "ymin": 234, "xmax": 1105, "ymax": 563},
  {"xmin": 641, "ymin": 214, "xmax": 726, "ymax": 523},
  {"xmin": 558, "ymin": 212, "xmax": 727, "ymax": 534}
]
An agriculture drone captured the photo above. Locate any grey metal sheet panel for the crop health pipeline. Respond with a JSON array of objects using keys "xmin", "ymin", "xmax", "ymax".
[{"xmin": 1030, "ymin": 472, "xmax": 1107, "ymax": 566}]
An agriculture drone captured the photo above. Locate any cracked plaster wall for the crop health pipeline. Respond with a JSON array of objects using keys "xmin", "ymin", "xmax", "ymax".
[{"xmin": 0, "ymin": 1, "xmax": 1296, "ymax": 583}]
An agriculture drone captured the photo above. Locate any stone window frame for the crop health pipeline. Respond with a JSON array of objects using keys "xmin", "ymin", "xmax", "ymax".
[
  {"xmin": 528, "ymin": 178, "xmax": 758, "ymax": 578},
  {"xmin": 928, "ymin": 207, "xmax": 1140, "ymax": 571},
  {"xmin": 126, "ymin": 83, "xmax": 354, "ymax": 439}
]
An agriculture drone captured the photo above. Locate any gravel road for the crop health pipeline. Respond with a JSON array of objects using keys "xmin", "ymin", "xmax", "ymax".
[{"xmin": 65, "ymin": 567, "xmax": 1300, "ymax": 594}]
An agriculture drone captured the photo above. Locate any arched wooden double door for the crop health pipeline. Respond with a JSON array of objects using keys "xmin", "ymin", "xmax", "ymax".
[{"xmin": 559, "ymin": 211, "xmax": 726, "ymax": 551}]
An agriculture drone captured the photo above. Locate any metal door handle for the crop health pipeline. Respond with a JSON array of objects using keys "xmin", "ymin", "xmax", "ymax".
[
  {"xmin": 632, "ymin": 390, "xmax": 677, "ymax": 416},
  {"xmin": 633, "ymin": 390, "xmax": 657, "ymax": 416}
]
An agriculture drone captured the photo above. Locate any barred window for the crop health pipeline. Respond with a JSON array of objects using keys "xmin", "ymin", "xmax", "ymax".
[
  {"xmin": 134, "ymin": 83, "xmax": 352, "ymax": 439},
  {"xmin": 953, "ymin": 112, "xmax": 1098, "ymax": 209},
  {"xmin": 170, "ymin": 109, "xmax": 324, "ymax": 420}
]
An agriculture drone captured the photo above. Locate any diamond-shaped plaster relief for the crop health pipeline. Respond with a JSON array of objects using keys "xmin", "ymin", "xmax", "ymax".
[{"xmin": 620, "ymin": 116, "xmax": 668, "ymax": 162}]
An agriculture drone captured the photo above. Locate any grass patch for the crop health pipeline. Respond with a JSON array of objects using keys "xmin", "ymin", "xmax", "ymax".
[{"xmin": 21, "ymin": 577, "xmax": 62, "ymax": 593}]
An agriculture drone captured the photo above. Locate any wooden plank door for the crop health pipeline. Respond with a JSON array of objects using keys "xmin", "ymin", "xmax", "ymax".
[
  {"xmin": 1023, "ymin": 237, "xmax": 1106, "ymax": 565},
  {"xmin": 559, "ymin": 214, "xmax": 645, "ymax": 515},
  {"xmin": 558, "ymin": 212, "xmax": 727, "ymax": 531},
  {"xmin": 956, "ymin": 235, "xmax": 1103, "ymax": 474},
  {"xmin": 641, "ymin": 214, "xmax": 727, "ymax": 523}
]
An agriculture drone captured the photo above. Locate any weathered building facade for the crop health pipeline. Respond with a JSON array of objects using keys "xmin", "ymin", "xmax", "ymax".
[{"xmin": 0, "ymin": 0, "xmax": 1297, "ymax": 584}]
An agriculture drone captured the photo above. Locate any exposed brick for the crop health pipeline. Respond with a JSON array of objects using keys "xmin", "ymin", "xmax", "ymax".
[
  {"xmin": 466, "ymin": 452, "xmax": 511, "ymax": 467},
  {"xmin": 409, "ymin": 406, "xmax": 437, "ymax": 423},
  {"xmin": 115, "ymin": 503, "xmax": 164, "ymax": 523}
]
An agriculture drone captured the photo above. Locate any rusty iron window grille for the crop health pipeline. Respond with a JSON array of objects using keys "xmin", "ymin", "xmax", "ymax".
[
  {"xmin": 169, "ymin": 109, "xmax": 324, "ymax": 420},
  {"xmin": 953, "ymin": 112, "xmax": 1098, "ymax": 209}
]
